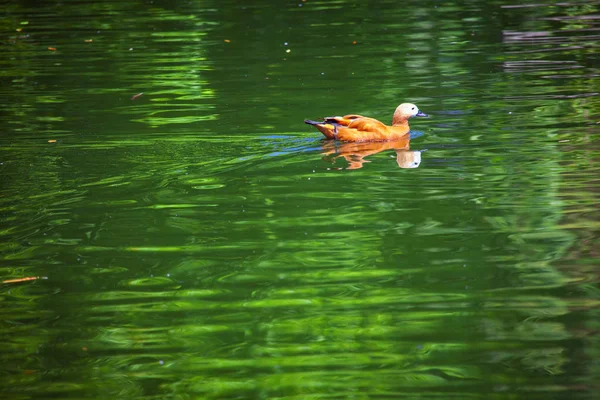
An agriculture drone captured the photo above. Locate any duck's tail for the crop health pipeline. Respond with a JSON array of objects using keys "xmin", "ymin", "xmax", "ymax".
[
  {"xmin": 305, "ymin": 119, "xmax": 338, "ymax": 140},
  {"xmin": 304, "ymin": 119, "xmax": 323, "ymax": 126}
]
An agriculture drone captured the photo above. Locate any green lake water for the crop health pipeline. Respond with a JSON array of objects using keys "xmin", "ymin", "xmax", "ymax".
[{"xmin": 1, "ymin": 0, "xmax": 599, "ymax": 398}]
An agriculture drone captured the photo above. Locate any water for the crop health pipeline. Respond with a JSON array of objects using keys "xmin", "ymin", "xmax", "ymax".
[{"xmin": 1, "ymin": 0, "xmax": 599, "ymax": 398}]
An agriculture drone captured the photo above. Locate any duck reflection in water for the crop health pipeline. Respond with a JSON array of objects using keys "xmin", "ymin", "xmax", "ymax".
[{"xmin": 321, "ymin": 135, "xmax": 422, "ymax": 170}]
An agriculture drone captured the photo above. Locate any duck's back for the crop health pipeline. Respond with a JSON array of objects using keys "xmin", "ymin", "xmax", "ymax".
[{"xmin": 338, "ymin": 117, "xmax": 409, "ymax": 142}]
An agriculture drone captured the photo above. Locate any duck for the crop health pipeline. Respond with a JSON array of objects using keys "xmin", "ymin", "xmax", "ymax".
[{"xmin": 305, "ymin": 103, "xmax": 427, "ymax": 142}]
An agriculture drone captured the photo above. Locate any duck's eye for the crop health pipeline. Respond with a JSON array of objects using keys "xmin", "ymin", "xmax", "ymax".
[{"xmin": 411, "ymin": 107, "xmax": 415, "ymax": 110}]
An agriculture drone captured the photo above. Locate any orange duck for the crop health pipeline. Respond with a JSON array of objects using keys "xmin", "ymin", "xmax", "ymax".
[{"xmin": 305, "ymin": 103, "xmax": 427, "ymax": 142}]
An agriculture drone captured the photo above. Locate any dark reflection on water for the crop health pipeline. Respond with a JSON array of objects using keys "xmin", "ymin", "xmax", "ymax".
[{"xmin": 1, "ymin": 0, "xmax": 599, "ymax": 399}]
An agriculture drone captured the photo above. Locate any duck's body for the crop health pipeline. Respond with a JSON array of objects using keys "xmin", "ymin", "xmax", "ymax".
[{"xmin": 305, "ymin": 103, "xmax": 427, "ymax": 142}]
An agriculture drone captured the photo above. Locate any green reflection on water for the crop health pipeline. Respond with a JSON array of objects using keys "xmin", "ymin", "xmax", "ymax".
[{"xmin": 1, "ymin": 0, "xmax": 599, "ymax": 399}]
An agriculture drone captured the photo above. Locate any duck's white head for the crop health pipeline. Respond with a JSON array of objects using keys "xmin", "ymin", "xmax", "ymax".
[
  {"xmin": 399, "ymin": 103, "xmax": 428, "ymax": 118},
  {"xmin": 393, "ymin": 103, "xmax": 428, "ymax": 125}
]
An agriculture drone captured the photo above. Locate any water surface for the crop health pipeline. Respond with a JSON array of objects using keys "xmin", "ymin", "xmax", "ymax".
[{"xmin": 1, "ymin": 0, "xmax": 599, "ymax": 399}]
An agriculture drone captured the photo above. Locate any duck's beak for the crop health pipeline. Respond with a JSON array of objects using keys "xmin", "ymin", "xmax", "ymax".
[{"xmin": 416, "ymin": 111, "xmax": 428, "ymax": 117}]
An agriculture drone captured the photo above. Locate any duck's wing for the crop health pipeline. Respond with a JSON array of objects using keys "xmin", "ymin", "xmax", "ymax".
[
  {"xmin": 323, "ymin": 114, "xmax": 365, "ymax": 127},
  {"xmin": 308, "ymin": 114, "xmax": 389, "ymax": 141},
  {"xmin": 346, "ymin": 117, "xmax": 388, "ymax": 134},
  {"xmin": 332, "ymin": 117, "xmax": 390, "ymax": 142},
  {"xmin": 342, "ymin": 114, "xmax": 365, "ymax": 120}
]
